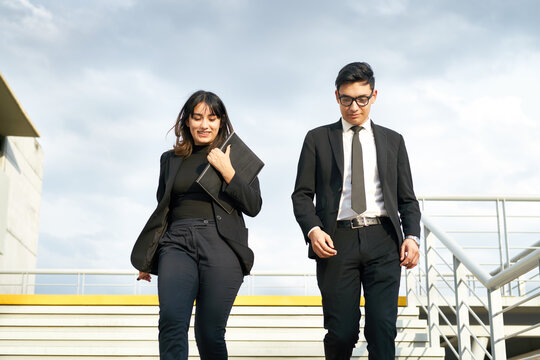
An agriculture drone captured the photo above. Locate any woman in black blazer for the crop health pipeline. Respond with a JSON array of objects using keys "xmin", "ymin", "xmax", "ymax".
[{"xmin": 131, "ymin": 90, "xmax": 262, "ymax": 360}]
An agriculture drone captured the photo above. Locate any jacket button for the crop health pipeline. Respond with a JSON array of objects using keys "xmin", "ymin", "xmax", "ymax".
[{"xmin": 216, "ymin": 215, "xmax": 222, "ymax": 221}]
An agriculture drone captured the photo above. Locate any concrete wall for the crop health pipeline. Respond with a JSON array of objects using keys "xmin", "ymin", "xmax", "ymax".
[{"xmin": 0, "ymin": 135, "xmax": 43, "ymax": 293}]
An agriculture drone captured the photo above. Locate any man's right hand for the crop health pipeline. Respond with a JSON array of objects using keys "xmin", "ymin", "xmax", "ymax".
[{"xmin": 309, "ymin": 228, "xmax": 337, "ymax": 258}]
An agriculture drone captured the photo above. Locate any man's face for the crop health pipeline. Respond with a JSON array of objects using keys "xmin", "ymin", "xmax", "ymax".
[{"xmin": 335, "ymin": 81, "xmax": 377, "ymax": 126}]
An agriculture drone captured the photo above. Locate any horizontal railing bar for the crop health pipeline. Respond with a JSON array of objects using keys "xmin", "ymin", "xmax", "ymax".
[
  {"xmin": 506, "ymin": 215, "xmax": 540, "ymax": 218},
  {"xmin": 427, "ymin": 215, "xmax": 499, "ymax": 218},
  {"xmin": 430, "ymin": 233, "xmax": 540, "ymax": 238},
  {"xmin": 523, "ymin": 284, "xmax": 540, "ymax": 295},
  {"xmin": 425, "ymin": 214, "xmax": 540, "ymax": 219},
  {"xmin": 0, "ymin": 270, "xmax": 319, "ymax": 276},
  {"xmin": 445, "ymin": 231, "xmax": 539, "ymax": 235},
  {"xmin": 418, "ymin": 195, "xmax": 540, "ymax": 201},
  {"xmin": 446, "ymin": 231, "xmax": 498, "ymax": 234}
]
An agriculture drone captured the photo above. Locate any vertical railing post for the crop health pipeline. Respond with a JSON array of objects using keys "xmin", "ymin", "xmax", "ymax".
[
  {"xmin": 488, "ymin": 287, "xmax": 506, "ymax": 359},
  {"xmin": 501, "ymin": 199, "xmax": 512, "ymax": 295},
  {"xmin": 454, "ymin": 256, "xmax": 471, "ymax": 359},
  {"xmin": 424, "ymin": 227, "xmax": 440, "ymax": 348},
  {"xmin": 495, "ymin": 199, "xmax": 507, "ymax": 295},
  {"xmin": 405, "ymin": 266, "xmax": 417, "ymax": 308},
  {"xmin": 517, "ymin": 276, "xmax": 526, "ymax": 296},
  {"xmin": 22, "ymin": 272, "xmax": 28, "ymax": 294}
]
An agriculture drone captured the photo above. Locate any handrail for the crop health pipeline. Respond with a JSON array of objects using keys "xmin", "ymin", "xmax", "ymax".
[
  {"xmin": 422, "ymin": 215, "xmax": 492, "ymax": 286},
  {"xmin": 486, "ymin": 249, "xmax": 540, "ymax": 290},
  {"xmin": 490, "ymin": 240, "xmax": 540, "ymax": 276},
  {"xmin": 422, "ymin": 215, "xmax": 540, "ymax": 291}
]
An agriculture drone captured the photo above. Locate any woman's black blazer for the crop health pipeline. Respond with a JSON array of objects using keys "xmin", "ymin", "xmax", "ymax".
[{"xmin": 131, "ymin": 150, "xmax": 262, "ymax": 275}]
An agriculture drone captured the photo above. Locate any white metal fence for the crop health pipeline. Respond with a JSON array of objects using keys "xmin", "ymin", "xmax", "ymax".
[{"xmin": 410, "ymin": 196, "xmax": 540, "ymax": 360}]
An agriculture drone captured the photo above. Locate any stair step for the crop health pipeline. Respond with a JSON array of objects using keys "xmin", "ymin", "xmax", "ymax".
[
  {"xmin": 0, "ymin": 303, "xmax": 442, "ymax": 360},
  {"xmin": 0, "ymin": 341, "xmax": 445, "ymax": 357},
  {"xmin": 0, "ymin": 315, "xmax": 428, "ymax": 329},
  {"xmin": 0, "ymin": 327, "xmax": 428, "ymax": 342},
  {"xmin": 0, "ymin": 305, "xmax": 420, "ymax": 316}
]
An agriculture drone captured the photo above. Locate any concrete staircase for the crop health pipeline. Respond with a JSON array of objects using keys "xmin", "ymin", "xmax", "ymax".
[{"xmin": 0, "ymin": 296, "xmax": 445, "ymax": 359}]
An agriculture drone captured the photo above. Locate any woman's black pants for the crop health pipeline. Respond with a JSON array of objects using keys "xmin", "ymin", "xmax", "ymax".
[{"xmin": 157, "ymin": 218, "xmax": 244, "ymax": 360}]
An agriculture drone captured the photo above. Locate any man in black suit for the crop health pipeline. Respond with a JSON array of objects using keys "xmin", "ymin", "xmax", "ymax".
[{"xmin": 291, "ymin": 62, "xmax": 421, "ymax": 359}]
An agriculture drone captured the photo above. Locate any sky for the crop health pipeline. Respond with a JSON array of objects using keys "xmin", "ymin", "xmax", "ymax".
[{"xmin": 1, "ymin": 0, "xmax": 539, "ymax": 273}]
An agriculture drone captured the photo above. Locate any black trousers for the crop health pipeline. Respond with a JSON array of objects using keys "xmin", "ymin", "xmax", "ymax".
[
  {"xmin": 157, "ymin": 218, "xmax": 243, "ymax": 360},
  {"xmin": 316, "ymin": 218, "xmax": 401, "ymax": 360}
]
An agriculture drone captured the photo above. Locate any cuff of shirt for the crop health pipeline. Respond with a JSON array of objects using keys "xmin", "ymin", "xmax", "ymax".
[
  {"xmin": 307, "ymin": 226, "xmax": 321, "ymax": 238},
  {"xmin": 405, "ymin": 235, "xmax": 420, "ymax": 247}
]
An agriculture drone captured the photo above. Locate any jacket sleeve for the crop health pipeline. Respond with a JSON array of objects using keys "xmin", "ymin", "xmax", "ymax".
[
  {"xmin": 222, "ymin": 174, "xmax": 262, "ymax": 217},
  {"xmin": 291, "ymin": 131, "xmax": 324, "ymax": 242},
  {"xmin": 396, "ymin": 135, "xmax": 421, "ymax": 238},
  {"xmin": 156, "ymin": 151, "xmax": 169, "ymax": 203}
]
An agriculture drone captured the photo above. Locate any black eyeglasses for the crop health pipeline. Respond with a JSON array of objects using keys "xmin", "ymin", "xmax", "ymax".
[{"xmin": 338, "ymin": 89, "xmax": 374, "ymax": 107}]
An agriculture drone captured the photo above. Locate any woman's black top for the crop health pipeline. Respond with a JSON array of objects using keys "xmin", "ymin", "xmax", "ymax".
[{"xmin": 169, "ymin": 145, "xmax": 214, "ymax": 220}]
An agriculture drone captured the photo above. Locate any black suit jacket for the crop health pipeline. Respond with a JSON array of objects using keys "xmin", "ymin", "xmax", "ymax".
[
  {"xmin": 291, "ymin": 120, "xmax": 420, "ymax": 258},
  {"xmin": 131, "ymin": 150, "xmax": 262, "ymax": 275}
]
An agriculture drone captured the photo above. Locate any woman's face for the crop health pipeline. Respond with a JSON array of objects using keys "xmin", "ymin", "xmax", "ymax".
[{"xmin": 186, "ymin": 102, "xmax": 221, "ymax": 146}]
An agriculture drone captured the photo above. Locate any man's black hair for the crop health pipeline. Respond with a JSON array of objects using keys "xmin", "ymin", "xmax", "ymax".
[{"xmin": 335, "ymin": 62, "xmax": 375, "ymax": 91}]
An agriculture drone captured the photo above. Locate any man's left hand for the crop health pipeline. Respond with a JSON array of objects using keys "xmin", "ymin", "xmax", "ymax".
[{"xmin": 400, "ymin": 238, "xmax": 419, "ymax": 269}]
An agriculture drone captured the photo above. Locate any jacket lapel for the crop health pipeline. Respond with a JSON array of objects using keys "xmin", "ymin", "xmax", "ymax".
[
  {"xmin": 372, "ymin": 121, "xmax": 387, "ymax": 186},
  {"xmin": 328, "ymin": 120, "xmax": 344, "ymax": 177}
]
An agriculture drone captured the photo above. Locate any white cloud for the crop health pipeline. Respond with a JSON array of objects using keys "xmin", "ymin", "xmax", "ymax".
[
  {"xmin": 0, "ymin": 0, "xmax": 59, "ymax": 40},
  {"xmin": 381, "ymin": 52, "xmax": 540, "ymax": 196}
]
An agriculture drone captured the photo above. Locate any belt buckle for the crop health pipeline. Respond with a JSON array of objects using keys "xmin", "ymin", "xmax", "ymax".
[{"xmin": 350, "ymin": 216, "xmax": 368, "ymax": 229}]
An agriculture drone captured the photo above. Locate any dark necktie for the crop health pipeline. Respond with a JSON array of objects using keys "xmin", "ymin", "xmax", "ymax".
[{"xmin": 351, "ymin": 126, "xmax": 366, "ymax": 214}]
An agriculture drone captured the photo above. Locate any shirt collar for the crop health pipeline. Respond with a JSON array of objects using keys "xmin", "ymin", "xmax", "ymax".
[{"xmin": 341, "ymin": 118, "xmax": 373, "ymax": 133}]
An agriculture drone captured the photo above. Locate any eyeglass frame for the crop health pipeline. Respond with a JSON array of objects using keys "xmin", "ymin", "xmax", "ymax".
[{"xmin": 337, "ymin": 88, "xmax": 374, "ymax": 107}]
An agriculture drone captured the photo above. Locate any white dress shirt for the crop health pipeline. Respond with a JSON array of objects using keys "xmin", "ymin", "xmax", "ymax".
[{"xmin": 337, "ymin": 118, "xmax": 387, "ymax": 220}]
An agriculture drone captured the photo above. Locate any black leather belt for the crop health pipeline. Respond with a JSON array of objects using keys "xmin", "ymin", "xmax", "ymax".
[{"xmin": 337, "ymin": 216, "xmax": 384, "ymax": 229}]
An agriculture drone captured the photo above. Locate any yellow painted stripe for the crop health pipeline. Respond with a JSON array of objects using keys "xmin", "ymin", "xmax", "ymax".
[
  {"xmin": 0, "ymin": 295, "xmax": 158, "ymax": 306},
  {"xmin": 0, "ymin": 294, "xmax": 407, "ymax": 307}
]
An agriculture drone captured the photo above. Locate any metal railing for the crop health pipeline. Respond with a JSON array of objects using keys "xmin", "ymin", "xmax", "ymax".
[
  {"xmin": 0, "ymin": 269, "xmax": 324, "ymax": 296},
  {"xmin": 407, "ymin": 196, "xmax": 540, "ymax": 360}
]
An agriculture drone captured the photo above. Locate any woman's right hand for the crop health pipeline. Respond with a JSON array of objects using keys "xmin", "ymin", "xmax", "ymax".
[
  {"xmin": 137, "ymin": 271, "xmax": 151, "ymax": 282},
  {"xmin": 207, "ymin": 145, "xmax": 235, "ymax": 183}
]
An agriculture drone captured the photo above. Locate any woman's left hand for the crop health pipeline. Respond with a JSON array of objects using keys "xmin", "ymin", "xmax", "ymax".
[{"xmin": 207, "ymin": 145, "xmax": 235, "ymax": 183}]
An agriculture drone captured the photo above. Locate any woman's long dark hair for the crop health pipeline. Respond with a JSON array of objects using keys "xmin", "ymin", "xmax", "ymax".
[{"xmin": 172, "ymin": 90, "xmax": 233, "ymax": 157}]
